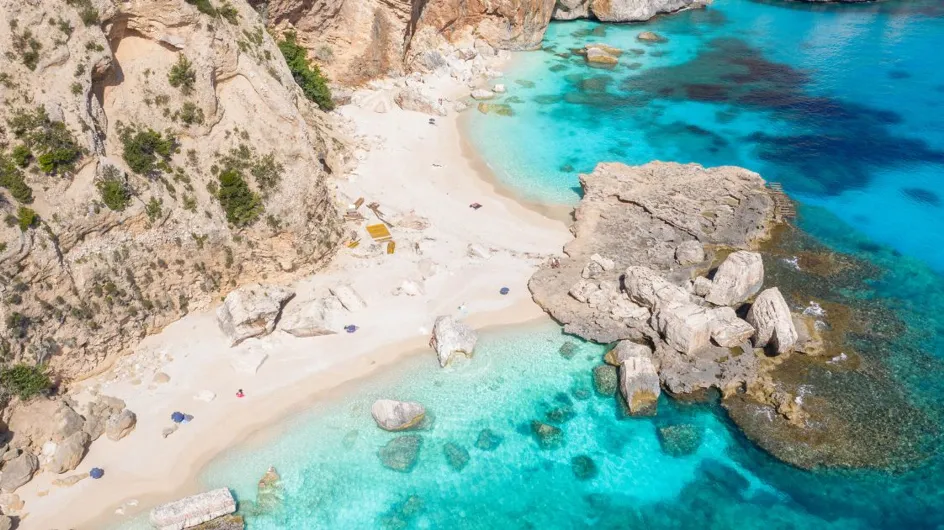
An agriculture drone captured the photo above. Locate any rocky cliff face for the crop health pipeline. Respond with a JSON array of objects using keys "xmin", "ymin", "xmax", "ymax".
[
  {"xmin": 254, "ymin": 0, "xmax": 709, "ymax": 85},
  {"xmin": 0, "ymin": 0, "xmax": 345, "ymax": 380}
]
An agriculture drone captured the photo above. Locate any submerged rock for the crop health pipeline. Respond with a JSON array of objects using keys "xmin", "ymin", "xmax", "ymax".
[
  {"xmin": 592, "ymin": 365, "xmax": 619, "ymax": 396},
  {"xmin": 475, "ymin": 429, "xmax": 503, "ymax": 451},
  {"xmin": 637, "ymin": 31, "xmax": 668, "ymax": 43},
  {"xmin": 530, "ymin": 421, "xmax": 564, "ymax": 449},
  {"xmin": 379, "ymin": 435, "xmax": 423, "ymax": 472},
  {"xmin": 545, "ymin": 405, "xmax": 577, "ymax": 424},
  {"xmin": 443, "ymin": 442, "xmax": 470, "ymax": 471},
  {"xmin": 256, "ymin": 466, "xmax": 283, "ymax": 513},
  {"xmin": 747, "ymin": 288, "xmax": 798, "ymax": 354},
  {"xmin": 571, "ymin": 455, "xmax": 598, "ymax": 480},
  {"xmin": 191, "ymin": 514, "xmax": 245, "ymax": 530},
  {"xmin": 559, "ymin": 341, "xmax": 579, "ymax": 359},
  {"xmin": 371, "ymin": 400, "xmax": 427, "ymax": 431},
  {"xmin": 657, "ymin": 424, "xmax": 703, "ymax": 457}
]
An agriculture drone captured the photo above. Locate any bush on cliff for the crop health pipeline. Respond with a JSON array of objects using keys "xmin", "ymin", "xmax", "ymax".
[
  {"xmin": 168, "ymin": 54, "xmax": 196, "ymax": 95},
  {"xmin": 7, "ymin": 107, "xmax": 83, "ymax": 175},
  {"xmin": 119, "ymin": 124, "xmax": 176, "ymax": 175},
  {"xmin": 0, "ymin": 156, "xmax": 34, "ymax": 203},
  {"xmin": 217, "ymin": 169, "xmax": 262, "ymax": 227},
  {"xmin": 96, "ymin": 165, "xmax": 132, "ymax": 212},
  {"xmin": 0, "ymin": 363, "xmax": 51, "ymax": 400},
  {"xmin": 278, "ymin": 31, "xmax": 334, "ymax": 111}
]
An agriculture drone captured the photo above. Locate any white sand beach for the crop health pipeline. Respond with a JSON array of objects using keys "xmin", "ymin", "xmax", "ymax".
[{"xmin": 13, "ymin": 75, "xmax": 570, "ymax": 529}]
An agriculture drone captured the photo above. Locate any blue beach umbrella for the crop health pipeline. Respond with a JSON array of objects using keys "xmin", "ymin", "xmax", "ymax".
[
  {"xmin": 171, "ymin": 411, "xmax": 185, "ymax": 423},
  {"xmin": 90, "ymin": 467, "xmax": 104, "ymax": 479}
]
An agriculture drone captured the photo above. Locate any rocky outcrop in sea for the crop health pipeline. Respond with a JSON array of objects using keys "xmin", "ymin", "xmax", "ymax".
[{"xmin": 529, "ymin": 161, "xmax": 931, "ymax": 469}]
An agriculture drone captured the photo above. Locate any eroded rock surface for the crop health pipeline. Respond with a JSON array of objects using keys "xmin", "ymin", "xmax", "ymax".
[
  {"xmin": 429, "ymin": 316, "xmax": 477, "ymax": 367},
  {"xmin": 216, "ymin": 285, "xmax": 295, "ymax": 346}
]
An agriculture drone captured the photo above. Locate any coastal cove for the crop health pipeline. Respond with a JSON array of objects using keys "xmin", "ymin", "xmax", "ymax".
[{"xmin": 1, "ymin": 0, "xmax": 942, "ymax": 528}]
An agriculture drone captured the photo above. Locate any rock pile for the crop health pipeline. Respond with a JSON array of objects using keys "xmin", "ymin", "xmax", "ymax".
[{"xmin": 530, "ymin": 162, "xmax": 819, "ymax": 454}]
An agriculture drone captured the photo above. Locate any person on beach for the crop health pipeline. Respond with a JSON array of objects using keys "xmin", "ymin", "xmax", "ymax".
[{"xmin": 236, "ymin": 389, "xmax": 245, "ymax": 398}]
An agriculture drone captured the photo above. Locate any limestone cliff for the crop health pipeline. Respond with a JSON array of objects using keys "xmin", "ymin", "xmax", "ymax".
[
  {"xmin": 0, "ymin": 0, "xmax": 345, "ymax": 381},
  {"xmin": 253, "ymin": 0, "xmax": 709, "ymax": 85}
]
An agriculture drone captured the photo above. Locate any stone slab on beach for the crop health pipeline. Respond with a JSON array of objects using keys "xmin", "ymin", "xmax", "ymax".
[
  {"xmin": 150, "ymin": 488, "xmax": 237, "ymax": 530},
  {"xmin": 429, "ymin": 316, "xmax": 478, "ymax": 367}
]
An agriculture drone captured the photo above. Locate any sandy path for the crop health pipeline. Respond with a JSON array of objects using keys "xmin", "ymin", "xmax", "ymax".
[{"xmin": 15, "ymin": 77, "xmax": 570, "ymax": 529}]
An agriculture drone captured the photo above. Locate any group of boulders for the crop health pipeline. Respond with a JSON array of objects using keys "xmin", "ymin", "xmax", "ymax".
[
  {"xmin": 0, "ymin": 395, "xmax": 136, "ymax": 496},
  {"xmin": 216, "ymin": 283, "xmax": 367, "ymax": 347}
]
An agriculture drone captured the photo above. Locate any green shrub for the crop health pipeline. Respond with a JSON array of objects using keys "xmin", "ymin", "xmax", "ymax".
[
  {"xmin": 11, "ymin": 27, "xmax": 42, "ymax": 71},
  {"xmin": 96, "ymin": 166, "xmax": 132, "ymax": 211},
  {"xmin": 145, "ymin": 196, "xmax": 163, "ymax": 223},
  {"xmin": 177, "ymin": 102, "xmax": 204, "ymax": 125},
  {"xmin": 17, "ymin": 206, "xmax": 37, "ymax": 231},
  {"xmin": 11, "ymin": 145, "xmax": 31, "ymax": 167},
  {"xmin": 7, "ymin": 107, "xmax": 83, "ymax": 175},
  {"xmin": 0, "ymin": 364, "xmax": 50, "ymax": 399},
  {"xmin": 168, "ymin": 55, "xmax": 196, "ymax": 95},
  {"xmin": 278, "ymin": 32, "xmax": 334, "ymax": 111},
  {"xmin": 217, "ymin": 169, "xmax": 262, "ymax": 227},
  {"xmin": 71, "ymin": 82, "xmax": 83, "ymax": 95},
  {"xmin": 119, "ymin": 126, "xmax": 176, "ymax": 175},
  {"xmin": 66, "ymin": 0, "xmax": 99, "ymax": 26},
  {"xmin": 0, "ymin": 157, "xmax": 33, "ymax": 203},
  {"xmin": 185, "ymin": 0, "xmax": 217, "ymax": 16},
  {"xmin": 219, "ymin": 3, "xmax": 239, "ymax": 24},
  {"xmin": 4, "ymin": 312, "xmax": 30, "ymax": 340},
  {"xmin": 250, "ymin": 153, "xmax": 282, "ymax": 192}
]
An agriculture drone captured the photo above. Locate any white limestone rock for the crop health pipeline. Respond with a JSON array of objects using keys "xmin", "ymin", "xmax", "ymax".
[
  {"xmin": 706, "ymin": 251, "xmax": 764, "ymax": 306},
  {"xmin": 619, "ymin": 356, "xmax": 661, "ymax": 415},
  {"xmin": 470, "ymin": 89, "xmax": 495, "ymax": 100},
  {"xmin": 150, "ymin": 488, "xmax": 237, "ymax": 530},
  {"xmin": 216, "ymin": 284, "xmax": 295, "ymax": 346},
  {"xmin": 279, "ymin": 297, "xmax": 347, "ymax": 337},
  {"xmin": 709, "ymin": 307, "xmax": 756, "ymax": 348},
  {"xmin": 370, "ymin": 400, "xmax": 427, "ymax": 431},
  {"xmin": 624, "ymin": 266, "xmax": 691, "ymax": 309},
  {"xmin": 329, "ymin": 284, "xmax": 367, "ymax": 312},
  {"xmin": 651, "ymin": 301, "xmax": 714, "ymax": 355},
  {"xmin": 747, "ymin": 288, "xmax": 798, "ymax": 354},
  {"xmin": 604, "ymin": 340, "xmax": 653, "ymax": 366},
  {"xmin": 675, "ymin": 240, "xmax": 706, "ymax": 266},
  {"xmin": 429, "ymin": 316, "xmax": 478, "ymax": 367}
]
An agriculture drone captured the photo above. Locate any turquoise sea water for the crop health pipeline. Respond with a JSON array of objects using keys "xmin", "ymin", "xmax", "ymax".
[{"xmin": 127, "ymin": 2, "xmax": 944, "ymax": 529}]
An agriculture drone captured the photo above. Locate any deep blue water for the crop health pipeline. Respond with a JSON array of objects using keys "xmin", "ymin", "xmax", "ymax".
[{"xmin": 119, "ymin": 1, "xmax": 944, "ymax": 528}]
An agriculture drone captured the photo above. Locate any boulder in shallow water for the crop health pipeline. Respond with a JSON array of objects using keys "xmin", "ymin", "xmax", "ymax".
[
  {"xmin": 429, "ymin": 316, "xmax": 478, "ymax": 367},
  {"xmin": 256, "ymin": 466, "xmax": 283, "ymax": 513},
  {"xmin": 571, "ymin": 455, "xmax": 598, "ymax": 481},
  {"xmin": 559, "ymin": 341, "xmax": 579, "ymax": 359},
  {"xmin": 706, "ymin": 251, "xmax": 764, "ymax": 306},
  {"xmin": 619, "ymin": 356, "xmax": 661, "ymax": 416},
  {"xmin": 371, "ymin": 400, "xmax": 427, "ymax": 431},
  {"xmin": 747, "ymin": 288, "xmax": 798, "ymax": 354},
  {"xmin": 709, "ymin": 307, "xmax": 756, "ymax": 348},
  {"xmin": 592, "ymin": 364, "xmax": 619, "ymax": 396},
  {"xmin": 657, "ymin": 424, "xmax": 703, "ymax": 457},
  {"xmin": 475, "ymin": 429, "xmax": 503, "ymax": 451},
  {"xmin": 379, "ymin": 435, "xmax": 423, "ymax": 473},
  {"xmin": 471, "ymin": 89, "xmax": 496, "ymax": 100},
  {"xmin": 675, "ymin": 240, "xmax": 706, "ymax": 266},
  {"xmin": 192, "ymin": 514, "xmax": 245, "ymax": 530},
  {"xmin": 150, "ymin": 488, "xmax": 237, "ymax": 530},
  {"xmin": 443, "ymin": 442, "xmax": 470, "ymax": 471},
  {"xmin": 637, "ymin": 31, "xmax": 668, "ymax": 43},
  {"xmin": 585, "ymin": 46, "xmax": 619, "ymax": 67},
  {"xmin": 530, "ymin": 421, "xmax": 564, "ymax": 449},
  {"xmin": 604, "ymin": 340, "xmax": 652, "ymax": 366},
  {"xmin": 216, "ymin": 284, "xmax": 295, "ymax": 346}
]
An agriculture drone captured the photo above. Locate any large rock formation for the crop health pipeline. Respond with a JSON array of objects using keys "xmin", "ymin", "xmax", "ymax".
[
  {"xmin": 747, "ymin": 288, "xmax": 798, "ymax": 354},
  {"xmin": 150, "ymin": 488, "xmax": 238, "ymax": 530},
  {"xmin": 0, "ymin": 452, "xmax": 38, "ymax": 492},
  {"xmin": 705, "ymin": 251, "xmax": 764, "ymax": 306},
  {"xmin": 216, "ymin": 284, "xmax": 295, "ymax": 346},
  {"xmin": 256, "ymin": 0, "xmax": 711, "ymax": 84},
  {"xmin": 0, "ymin": 0, "xmax": 344, "ymax": 381}
]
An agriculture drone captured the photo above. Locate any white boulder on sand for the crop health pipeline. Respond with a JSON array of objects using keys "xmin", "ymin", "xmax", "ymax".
[
  {"xmin": 429, "ymin": 316, "xmax": 478, "ymax": 367},
  {"xmin": 279, "ymin": 297, "xmax": 348, "ymax": 337},
  {"xmin": 371, "ymin": 400, "xmax": 427, "ymax": 431},
  {"xmin": 706, "ymin": 251, "xmax": 764, "ymax": 306},
  {"xmin": 150, "ymin": 488, "xmax": 236, "ymax": 530},
  {"xmin": 747, "ymin": 287, "xmax": 798, "ymax": 354},
  {"xmin": 216, "ymin": 284, "xmax": 295, "ymax": 346},
  {"xmin": 329, "ymin": 284, "xmax": 367, "ymax": 312}
]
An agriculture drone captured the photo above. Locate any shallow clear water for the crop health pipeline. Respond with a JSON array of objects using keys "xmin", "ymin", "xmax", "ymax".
[
  {"xmin": 123, "ymin": 2, "xmax": 944, "ymax": 529},
  {"xmin": 468, "ymin": 0, "xmax": 944, "ymax": 272}
]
